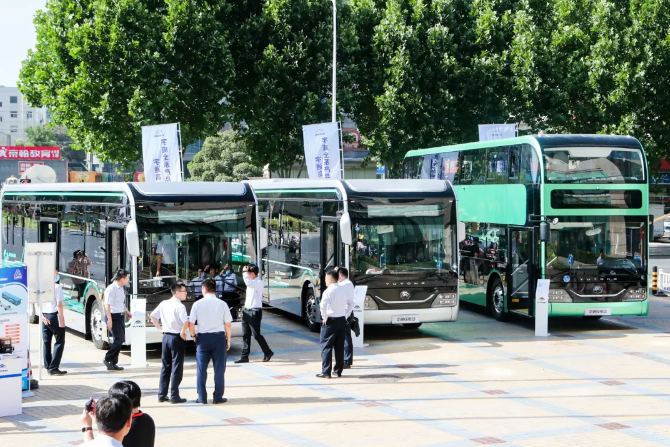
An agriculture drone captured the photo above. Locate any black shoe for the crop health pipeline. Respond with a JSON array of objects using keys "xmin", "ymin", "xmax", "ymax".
[
  {"xmin": 213, "ymin": 398, "xmax": 228, "ymax": 404},
  {"xmin": 263, "ymin": 352, "xmax": 274, "ymax": 362},
  {"xmin": 112, "ymin": 364, "xmax": 124, "ymax": 371},
  {"xmin": 48, "ymin": 369, "xmax": 67, "ymax": 376},
  {"xmin": 334, "ymin": 372, "xmax": 342, "ymax": 377},
  {"xmin": 343, "ymin": 363, "xmax": 351, "ymax": 369},
  {"xmin": 170, "ymin": 397, "xmax": 187, "ymax": 404},
  {"xmin": 158, "ymin": 397, "xmax": 167, "ymax": 403},
  {"xmin": 316, "ymin": 373, "xmax": 331, "ymax": 379},
  {"xmin": 195, "ymin": 399, "xmax": 207, "ymax": 404},
  {"xmin": 234, "ymin": 358, "xmax": 249, "ymax": 364},
  {"xmin": 103, "ymin": 360, "xmax": 114, "ymax": 371}
]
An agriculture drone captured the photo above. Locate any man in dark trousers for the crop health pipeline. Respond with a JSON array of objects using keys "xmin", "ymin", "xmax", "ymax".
[
  {"xmin": 317, "ymin": 269, "xmax": 354, "ymax": 379},
  {"xmin": 337, "ymin": 267, "xmax": 355, "ymax": 368},
  {"xmin": 189, "ymin": 279, "xmax": 232, "ymax": 404},
  {"xmin": 235, "ymin": 264, "xmax": 273, "ymax": 363},
  {"xmin": 103, "ymin": 269, "xmax": 132, "ymax": 371},
  {"xmin": 149, "ymin": 282, "xmax": 189, "ymax": 404},
  {"xmin": 42, "ymin": 269, "xmax": 67, "ymax": 375}
]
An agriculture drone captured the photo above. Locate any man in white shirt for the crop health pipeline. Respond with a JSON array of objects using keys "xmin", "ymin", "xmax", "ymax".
[
  {"xmin": 317, "ymin": 269, "xmax": 354, "ymax": 379},
  {"xmin": 337, "ymin": 267, "xmax": 355, "ymax": 369},
  {"xmin": 42, "ymin": 269, "xmax": 67, "ymax": 375},
  {"xmin": 155, "ymin": 235, "xmax": 177, "ymax": 277},
  {"xmin": 188, "ymin": 279, "xmax": 232, "ymax": 404},
  {"xmin": 150, "ymin": 282, "xmax": 189, "ymax": 404},
  {"xmin": 235, "ymin": 264, "xmax": 273, "ymax": 364},
  {"xmin": 103, "ymin": 270, "xmax": 132, "ymax": 371},
  {"xmin": 83, "ymin": 394, "xmax": 133, "ymax": 446}
]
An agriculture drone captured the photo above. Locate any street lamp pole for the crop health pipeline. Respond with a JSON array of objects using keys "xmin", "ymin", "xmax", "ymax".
[{"xmin": 332, "ymin": 0, "xmax": 337, "ymax": 123}]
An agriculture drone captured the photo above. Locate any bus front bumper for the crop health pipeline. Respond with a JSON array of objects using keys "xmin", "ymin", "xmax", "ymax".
[
  {"xmin": 363, "ymin": 306, "xmax": 458, "ymax": 324},
  {"xmin": 548, "ymin": 300, "xmax": 649, "ymax": 317}
]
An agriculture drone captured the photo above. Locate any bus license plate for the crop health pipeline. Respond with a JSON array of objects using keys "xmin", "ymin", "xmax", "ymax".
[
  {"xmin": 585, "ymin": 308, "xmax": 611, "ymax": 316},
  {"xmin": 392, "ymin": 315, "xmax": 420, "ymax": 324}
]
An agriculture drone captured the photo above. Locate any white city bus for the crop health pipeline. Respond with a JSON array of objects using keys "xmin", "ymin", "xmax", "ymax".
[
  {"xmin": 1, "ymin": 183, "xmax": 255, "ymax": 348},
  {"xmin": 248, "ymin": 179, "xmax": 461, "ymax": 331}
]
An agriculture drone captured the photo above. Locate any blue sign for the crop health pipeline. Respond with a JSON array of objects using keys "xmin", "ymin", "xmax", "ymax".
[
  {"xmin": 568, "ymin": 254, "xmax": 574, "ymax": 266},
  {"xmin": 634, "ymin": 254, "xmax": 641, "ymax": 261},
  {"xmin": 376, "ymin": 165, "xmax": 386, "ymax": 175},
  {"xmin": 563, "ymin": 275, "xmax": 571, "ymax": 283},
  {"xmin": 436, "ymin": 261, "xmax": 443, "ymax": 269}
]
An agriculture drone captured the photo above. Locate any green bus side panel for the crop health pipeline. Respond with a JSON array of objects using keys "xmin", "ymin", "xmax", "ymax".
[
  {"xmin": 459, "ymin": 282, "xmax": 487, "ymax": 307},
  {"xmin": 549, "ymin": 300, "xmax": 648, "ymax": 316},
  {"xmin": 454, "ymin": 184, "xmax": 528, "ymax": 225}
]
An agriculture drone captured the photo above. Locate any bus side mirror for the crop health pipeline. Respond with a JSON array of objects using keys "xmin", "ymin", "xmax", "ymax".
[
  {"xmin": 457, "ymin": 222, "xmax": 466, "ymax": 243},
  {"xmin": 340, "ymin": 212, "xmax": 352, "ymax": 246},
  {"xmin": 260, "ymin": 227, "xmax": 268, "ymax": 250},
  {"xmin": 126, "ymin": 220, "xmax": 140, "ymax": 258},
  {"xmin": 539, "ymin": 222, "xmax": 549, "ymax": 242}
]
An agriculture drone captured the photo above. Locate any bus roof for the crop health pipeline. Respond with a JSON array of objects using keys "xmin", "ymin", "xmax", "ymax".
[{"xmin": 404, "ymin": 134, "xmax": 643, "ymax": 158}]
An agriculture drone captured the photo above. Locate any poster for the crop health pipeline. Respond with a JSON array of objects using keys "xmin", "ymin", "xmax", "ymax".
[
  {"xmin": 141, "ymin": 123, "xmax": 183, "ymax": 182},
  {"xmin": 302, "ymin": 122, "xmax": 341, "ymax": 179},
  {"xmin": 0, "ymin": 265, "xmax": 27, "ymax": 316},
  {"xmin": 478, "ymin": 124, "xmax": 516, "ymax": 141}
]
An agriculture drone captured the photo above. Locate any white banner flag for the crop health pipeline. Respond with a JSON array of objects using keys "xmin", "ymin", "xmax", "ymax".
[
  {"xmin": 478, "ymin": 124, "xmax": 517, "ymax": 141},
  {"xmin": 302, "ymin": 122, "xmax": 341, "ymax": 179},
  {"xmin": 142, "ymin": 123, "xmax": 183, "ymax": 182}
]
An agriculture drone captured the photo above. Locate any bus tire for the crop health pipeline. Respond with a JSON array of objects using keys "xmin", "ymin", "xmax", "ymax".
[
  {"xmin": 489, "ymin": 277, "xmax": 507, "ymax": 322},
  {"xmin": 304, "ymin": 289, "xmax": 320, "ymax": 333},
  {"xmin": 90, "ymin": 300, "xmax": 110, "ymax": 350},
  {"xmin": 583, "ymin": 315, "xmax": 603, "ymax": 320},
  {"xmin": 402, "ymin": 323, "xmax": 422, "ymax": 329}
]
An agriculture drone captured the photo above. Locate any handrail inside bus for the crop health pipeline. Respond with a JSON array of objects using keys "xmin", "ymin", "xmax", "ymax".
[{"xmin": 59, "ymin": 272, "xmax": 97, "ymax": 284}]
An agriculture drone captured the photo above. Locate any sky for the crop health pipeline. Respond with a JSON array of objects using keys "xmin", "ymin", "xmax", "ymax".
[{"xmin": 0, "ymin": 0, "xmax": 48, "ymax": 87}]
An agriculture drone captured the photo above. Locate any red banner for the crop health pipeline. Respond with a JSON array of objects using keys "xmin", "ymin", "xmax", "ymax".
[{"xmin": 0, "ymin": 146, "xmax": 61, "ymax": 160}]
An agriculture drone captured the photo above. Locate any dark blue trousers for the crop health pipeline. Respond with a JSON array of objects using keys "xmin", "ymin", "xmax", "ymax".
[
  {"xmin": 196, "ymin": 332, "xmax": 227, "ymax": 402},
  {"xmin": 344, "ymin": 314, "xmax": 353, "ymax": 365},
  {"xmin": 159, "ymin": 333, "xmax": 185, "ymax": 400},
  {"xmin": 42, "ymin": 312, "xmax": 65, "ymax": 372},
  {"xmin": 104, "ymin": 313, "xmax": 125, "ymax": 364},
  {"xmin": 320, "ymin": 316, "xmax": 346, "ymax": 376}
]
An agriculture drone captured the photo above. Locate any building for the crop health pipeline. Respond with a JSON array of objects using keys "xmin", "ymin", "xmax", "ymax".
[{"xmin": 0, "ymin": 86, "xmax": 49, "ymax": 145}]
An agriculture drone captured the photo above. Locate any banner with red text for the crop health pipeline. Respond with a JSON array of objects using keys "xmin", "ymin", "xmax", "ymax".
[{"xmin": 0, "ymin": 147, "xmax": 60, "ymax": 160}]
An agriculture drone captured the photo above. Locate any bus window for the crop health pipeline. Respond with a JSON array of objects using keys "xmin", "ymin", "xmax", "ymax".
[
  {"xmin": 522, "ymin": 144, "xmax": 541, "ymax": 184},
  {"xmin": 460, "ymin": 149, "xmax": 485, "ymax": 185},
  {"xmin": 440, "ymin": 152, "xmax": 459, "ymax": 183},
  {"xmin": 403, "ymin": 156, "xmax": 423, "ymax": 179},
  {"xmin": 486, "ymin": 147, "xmax": 508, "ymax": 184},
  {"xmin": 509, "ymin": 145, "xmax": 522, "ymax": 182}
]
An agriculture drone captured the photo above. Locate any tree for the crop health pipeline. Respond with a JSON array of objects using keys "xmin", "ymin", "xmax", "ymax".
[
  {"xmin": 187, "ymin": 131, "xmax": 262, "ymax": 182},
  {"xmin": 25, "ymin": 125, "xmax": 57, "ymax": 147},
  {"xmin": 224, "ymin": 0, "xmax": 358, "ymax": 177},
  {"xmin": 52, "ymin": 126, "xmax": 87, "ymax": 163},
  {"xmin": 347, "ymin": 0, "xmax": 517, "ymax": 175},
  {"xmin": 20, "ymin": 0, "xmax": 235, "ymax": 166}
]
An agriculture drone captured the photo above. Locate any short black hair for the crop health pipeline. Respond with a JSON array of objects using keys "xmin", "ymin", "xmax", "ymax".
[
  {"xmin": 326, "ymin": 269, "xmax": 339, "ymax": 282},
  {"xmin": 247, "ymin": 264, "xmax": 259, "ymax": 275},
  {"xmin": 95, "ymin": 394, "xmax": 132, "ymax": 434},
  {"xmin": 108, "ymin": 380, "xmax": 142, "ymax": 409},
  {"xmin": 338, "ymin": 267, "xmax": 349, "ymax": 279},
  {"xmin": 201, "ymin": 279, "xmax": 216, "ymax": 294},
  {"xmin": 113, "ymin": 269, "xmax": 130, "ymax": 281},
  {"xmin": 170, "ymin": 282, "xmax": 186, "ymax": 294}
]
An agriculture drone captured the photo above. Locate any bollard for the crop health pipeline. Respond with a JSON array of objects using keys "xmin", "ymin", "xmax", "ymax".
[{"xmin": 652, "ymin": 266, "xmax": 658, "ymax": 295}]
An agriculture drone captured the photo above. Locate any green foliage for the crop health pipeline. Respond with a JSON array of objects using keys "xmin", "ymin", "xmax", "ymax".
[
  {"xmin": 25, "ymin": 126, "xmax": 57, "ymax": 147},
  {"xmin": 20, "ymin": 0, "xmax": 235, "ymax": 166},
  {"xmin": 187, "ymin": 131, "xmax": 262, "ymax": 182}
]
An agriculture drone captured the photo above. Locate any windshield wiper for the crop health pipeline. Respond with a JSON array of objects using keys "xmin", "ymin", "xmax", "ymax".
[
  {"xmin": 353, "ymin": 274, "xmax": 383, "ymax": 285},
  {"xmin": 425, "ymin": 270, "xmax": 456, "ymax": 282}
]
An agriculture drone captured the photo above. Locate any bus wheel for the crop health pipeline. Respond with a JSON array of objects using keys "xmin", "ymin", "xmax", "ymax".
[
  {"xmin": 402, "ymin": 323, "xmax": 423, "ymax": 329},
  {"xmin": 489, "ymin": 278, "xmax": 507, "ymax": 321},
  {"xmin": 583, "ymin": 315, "xmax": 603, "ymax": 320},
  {"xmin": 304, "ymin": 289, "xmax": 320, "ymax": 333},
  {"xmin": 90, "ymin": 300, "xmax": 110, "ymax": 350}
]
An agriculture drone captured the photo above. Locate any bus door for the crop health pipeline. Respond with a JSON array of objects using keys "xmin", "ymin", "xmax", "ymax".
[
  {"xmin": 320, "ymin": 217, "xmax": 339, "ymax": 296},
  {"xmin": 39, "ymin": 219, "xmax": 60, "ymax": 264},
  {"xmin": 508, "ymin": 227, "xmax": 534, "ymax": 315},
  {"xmin": 105, "ymin": 225, "xmax": 126, "ymax": 285},
  {"xmin": 258, "ymin": 210, "xmax": 271, "ymax": 303}
]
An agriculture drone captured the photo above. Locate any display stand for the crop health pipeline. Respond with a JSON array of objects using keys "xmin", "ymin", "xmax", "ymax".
[
  {"xmin": 535, "ymin": 279, "xmax": 550, "ymax": 337},
  {"xmin": 130, "ymin": 298, "xmax": 147, "ymax": 368},
  {"xmin": 352, "ymin": 286, "xmax": 369, "ymax": 348},
  {"xmin": 0, "ymin": 356, "xmax": 22, "ymax": 417}
]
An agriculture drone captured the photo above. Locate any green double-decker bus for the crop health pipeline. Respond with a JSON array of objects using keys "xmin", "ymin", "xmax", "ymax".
[{"xmin": 404, "ymin": 135, "xmax": 649, "ymax": 320}]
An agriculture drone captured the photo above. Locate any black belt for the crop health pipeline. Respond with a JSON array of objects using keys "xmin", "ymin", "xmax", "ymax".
[
  {"xmin": 112, "ymin": 312, "xmax": 125, "ymax": 315},
  {"xmin": 244, "ymin": 308, "xmax": 262, "ymax": 311},
  {"xmin": 164, "ymin": 332, "xmax": 181, "ymax": 336},
  {"xmin": 43, "ymin": 312, "xmax": 58, "ymax": 316}
]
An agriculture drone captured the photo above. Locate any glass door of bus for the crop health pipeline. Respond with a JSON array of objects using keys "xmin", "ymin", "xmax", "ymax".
[
  {"xmin": 106, "ymin": 225, "xmax": 126, "ymax": 285},
  {"xmin": 508, "ymin": 228, "xmax": 534, "ymax": 315},
  {"xmin": 320, "ymin": 218, "xmax": 339, "ymax": 296},
  {"xmin": 39, "ymin": 218, "xmax": 60, "ymax": 265}
]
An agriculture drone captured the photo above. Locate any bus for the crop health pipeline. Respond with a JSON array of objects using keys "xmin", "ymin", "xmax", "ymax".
[
  {"xmin": 1, "ymin": 182, "xmax": 255, "ymax": 348},
  {"xmin": 403, "ymin": 135, "xmax": 649, "ymax": 320},
  {"xmin": 248, "ymin": 179, "xmax": 461, "ymax": 332}
]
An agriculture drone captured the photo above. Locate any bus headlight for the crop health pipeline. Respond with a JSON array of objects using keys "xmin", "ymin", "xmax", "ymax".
[
  {"xmin": 432, "ymin": 293, "xmax": 458, "ymax": 307},
  {"xmin": 625, "ymin": 288, "xmax": 647, "ymax": 301},
  {"xmin": 548, "ymin": 289, "xmax": 570, "ymax": 302},
  {"xmin": 364, "ymin": 295, "xmax": 379, "ymax": 310}
]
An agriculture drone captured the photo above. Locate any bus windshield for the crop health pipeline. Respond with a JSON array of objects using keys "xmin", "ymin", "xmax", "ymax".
[
  {"xmin": 545, "ymin": 216, "xmax": 646, "ymax": 276},
  {"xmin": 350, "ymin": 203, "xmax": 455, "ymax": 276},
  {"xmin": 135, "ymin": 203, "xmax": 256, "ymax": 289},
  {"xmin": 543, "ymin": 147, "xmax": 644, "ymax": 183}
]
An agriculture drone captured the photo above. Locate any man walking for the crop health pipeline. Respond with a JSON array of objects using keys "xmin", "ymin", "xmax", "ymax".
[
  {"xmin": 103, "ymin": 269, "xmax": 132, "ymax": 371},
  {"xmin": 317, "ymin": 269, "xmax": 354, "ymax": 379},
  {"xmin": 235, "ymin": 264, "xmax": 273, "ymax": 364},
  {"xmin": 188, "ymin": 279, "xmax": 232, "ymax": 404},
  {"xmin": 42, "ymin": 269, "xmax": 67, "ymax": 375},
  {"xmin": 337, "ymin": 267, "xmax": 355, "ymax": 369},
  {"xmin": 150, "ymin": 282, "xmax": 189, "ymax": 404}
]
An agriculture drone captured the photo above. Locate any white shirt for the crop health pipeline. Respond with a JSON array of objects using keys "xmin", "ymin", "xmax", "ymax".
[
  {"xmin": 42, "ymin": 283, "xmax": 64, "ymax": 314},
  {"xmin": 242, "ymin": 272, "xmax": 264, "ymax": 309},
  {"xmin": 320, "ymin": 282, "xmax": 354, "ymax": 319},
  {"xmin": 338, "ymin": 279, "xmax": 355, "ymax": 318},
  {"xmin": 85, "ymin": 433, "xmax": 123, "ymax": 447},
  {"xmin": 150, "ymin": 296, "xmax": 188, "ymax": 334},
  {"xmin": 189, "ymin": 294, "xmax": 233, "ymax": 333},
  {"xmin": 156, "ymin": 236, "xmax": 177, "ymax": 264},
  {"xmin": 104, "ymin": 282, "xmax": 126, "ymax": 313}
]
